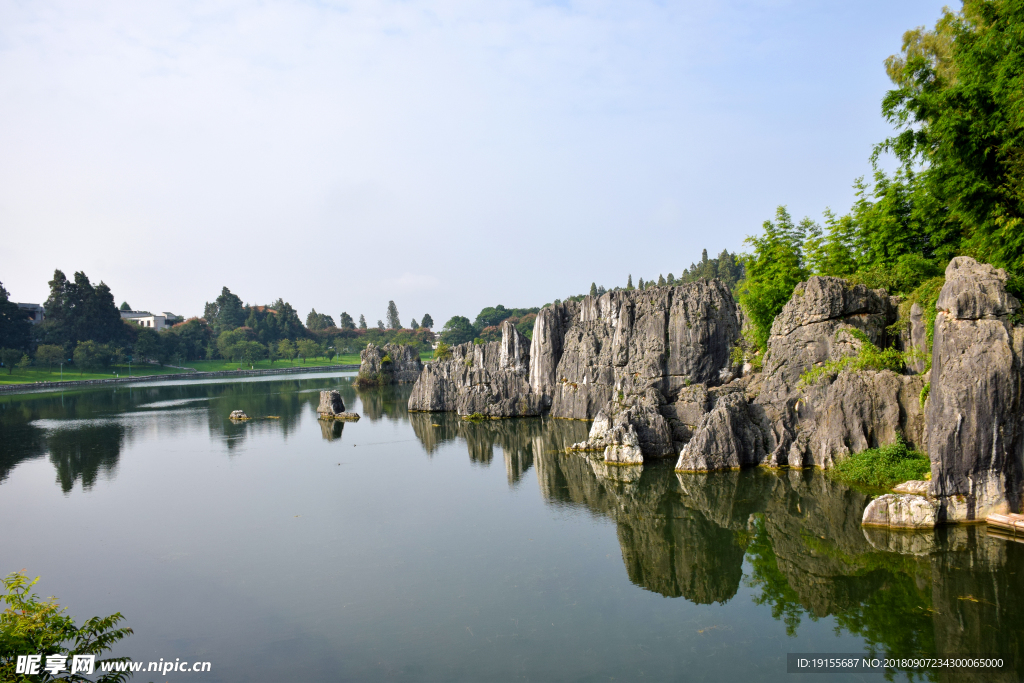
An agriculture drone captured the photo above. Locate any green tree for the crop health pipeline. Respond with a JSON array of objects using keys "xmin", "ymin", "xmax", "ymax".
[
  {"xmin": 296, "ymin": 339, "xmax": 319, "ymax": 363},
  {"xmin": 421, "ymin": 313, "xmax": 434, "ymax": 329},
  {"xmin": 738, "ymin": 206, "xmax": 809, "ymax": 351},
  {"xmin": 277, "ymin": 339, "xmax": 296, "ymax": 363},
  {"xmin": 0, "ymin": 282, "xmax": 31, "ymax": 351},
  {"xmin": 240, "ymin": 341, "xmax": 265, "ymax": 367},
  {"xmin": 0, "ymin": 348, "xmax": 22, "ymax": 375},
  {"xmin": 626, "ymin": 274, "xmax": 634, "ymax": 291},
  {"xmin": 589, "ymin": 282, "xmax": 598, "ymax": 297},
  {"xmin": 358, "ymin": 314, "xmax": 367, "ymax": 330},
  {"xmin": 40, "ymin": 270, "xmax": 127, "ymax": 348},
  {"xmin": 433, "ymin": 341, "xmax": 453, "ymax": 361},
  {"xmin": 35, "ymin": 344, "xmax": 64, "ymax": 373},
  {"xmin": 880, "ymin": 0, "xmax": 1024, "ymax": 272},
  {"xmin": 440, "ymin": 316, "xmax": 476, "ymax": 345},
  {"xmin": 386, "ymin": 301, "xmax": 401, "ymax": 330},
  {"xmin": 305, "ymin": 309, "xmax": 335, "ymax": 331},
  {"xmin": 657, "ymin": 274, "xmax": 666, "ymax": 286},
  {"xmin": 338, "ymin": 312, "xmax": 355, "ymax": 330},
  {"xmin": 119, "ymin": 301, "xmax": 131, "ymax": 311},
  {"xmin": 410, "ymin": 318, "xmax": 419, "ymax": 329},
  {"xmin": 0, "ymin": 572, "xmax": 136, "ymax": 683},
  {"xmin": 16, "ymin": 353, "xmax": 30, "ymax": 372},
  {"xmin": 72, "ymin": 341, "xmax": 110, "ymax": 373},
  {"xmin": 203, "ymin": 287, "xmax": 246, "ymax": 334}
]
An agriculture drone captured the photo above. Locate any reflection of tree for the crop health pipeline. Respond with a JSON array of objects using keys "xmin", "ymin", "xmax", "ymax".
[
  {"xmin": 46, "ymin": 424, "xmax": 125, "ymax": 493},
  {"xmin": 745, "ymin": 515, "xmax": 817, "ymax": 636}
]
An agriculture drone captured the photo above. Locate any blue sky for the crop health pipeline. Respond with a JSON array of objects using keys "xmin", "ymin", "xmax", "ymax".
[{"xmin": 0, "ymin": 0, "xmax": 949, "ymax": 328}]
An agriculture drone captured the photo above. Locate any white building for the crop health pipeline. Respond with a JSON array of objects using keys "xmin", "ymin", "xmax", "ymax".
[
  {"xmin": 15, "ymin": 303, "xmax": 44, "ymax": 324},
  {"xmin": 120, "ymin": 310, "xmax": 182, "ymax": 331}
]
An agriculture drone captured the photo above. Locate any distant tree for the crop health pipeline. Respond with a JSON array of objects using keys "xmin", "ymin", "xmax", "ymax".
[
  {"xmin": 277, "ymin": 339, "xmax": 296, "ymax": 363},
  {"xmin": 440, "ymin": 316, "xmax": 476, "ymax": 345},
  {"xmin": 326, "ymin": 347, "xmax": 336, "ymax": 361},
  {"xmin": 421, "ymin": 313, "xmax": 434, "ymax": 329},
  {"xmin": 338, "ymin": 312, "xmax": 355, "ymax": 330},
  {"xmin": 305, "ymin": 309, "xmax": 335, "ymax": 331},
  {"xmin": 35, "ymin": 344, "xmax": 64, "ymax": 373},
  {"xmin": 0, "ymin": 282, "xmax": 31, "ymax": 351},
  {"xmin": 240, "ymin": 341, "xmax": 265, "ymax": 367},
  {"xmin": 0, "ymin": 348, "xmax": 22, "ymax": 374},
  {"xmin": 626, "ymin": 275, "xmax": 634, "ymax": 291},
  {"xmin": 657, "ymin": 274, "xmax": 666, "ymax": 286},
  {"xmin": 358, "ymin": 314, "xmax": 367, "ymax": 330},
  {"xmin": 204, "ymin": 287, "xmax": 246, "ymax": 334},
  {"xmin": 16, "ymin": 353, "xmax": 31, "ymax": 372},
  {"xmin": 589, "ymin": 282, "xmax": 598, "ymax": 297},
  {"xmin": 268, "ymin": 298, "xmax": 306, "ymax": 339},
  {"xmin": 386, "ymin": 301, "xmax": 401, "ymax": 330},
  {"xmin": 597, "ymin": 285, "xmax": 607, "ymax": 296},
  {"xmin": 119, "ymin": 301, "xmax": 131, "ymax": 311},
  {"xmin": 40, "ymin": 270, "xmax": 126, "ymax": 348},
  {"xmin": 638, "ymin": 277, "xmax": 645, "ymax": 290},
  {"xmin": 410, "ymin": 318, "xmax": 419, "ymax": 329},
  {"xmin": 296, "ymin": 339, "xmax": 319, "ymax": 363},
  {"xmin": 666, "ymin": 273, "xmax": 675, "ymax": 285},
  {"xmin": 377, "ymin": 320, "xmax": 385, "ymax": 331},
  {"xmin": 72, "ymin": 340, "xmax": 110, "ymax": 373},
  {"xmin": 433, "ymin": 341, "xmax": 453, "ymax": 361},
  {"xmin": 267, "ymin": 342, "xmax": 280, "ymax": 365}
]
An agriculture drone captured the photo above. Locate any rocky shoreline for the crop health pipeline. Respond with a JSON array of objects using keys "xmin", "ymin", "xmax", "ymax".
[{"xmin": 387, "ymin": 256, "xmax": 1023, "ymax": 529}]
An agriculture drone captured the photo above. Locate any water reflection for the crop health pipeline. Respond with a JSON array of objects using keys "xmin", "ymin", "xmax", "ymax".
[{"xmin": 534, "ymin": 450, "xmax": 1024, "ymax": 680}]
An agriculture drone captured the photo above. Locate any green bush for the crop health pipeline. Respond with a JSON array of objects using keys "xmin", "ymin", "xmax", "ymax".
[
  {"xmin": 830, "ymin": 435, "xmax": 930, "ymax": 490},
  {"xmin": 0, "ymin": 572, "xmax": 135, "ymax": 682},
  {"xmin": 798, "ymin": 329, "xmax": 905, "ymax": 387},
  {"xmin": 433, "ymin": 342, "xmax": 453, "ymax": 362}
]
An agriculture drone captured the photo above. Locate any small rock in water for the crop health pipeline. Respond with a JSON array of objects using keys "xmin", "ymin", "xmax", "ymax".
[
  {"xmin": 862, "ymin": 494, "xmax": 937, "ymax": 529},
  {"xmin": 229, "ymin": 410, "xmax": 249, "ymax": 420}
]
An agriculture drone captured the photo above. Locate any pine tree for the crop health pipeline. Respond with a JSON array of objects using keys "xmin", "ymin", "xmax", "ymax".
[
  {"xmin": 377, "ymin": 320, "xmax": 385, "ymax": 331},
  {"xmin": 667, "ymin": 273, "xmax": 675, "ymax": 284},
  {"xmin": 358, "ymin": 314, "xmax": 367, "ymax": 329},
  {"xmin": 421, "ymin": 313, "xmax": 434, "ymax": 329},
  {"xmin": 338, "ymin": 312, "xmax": 355, "ymax": 330},
  {"xmin": 638, "ymin": 277, "xmax": 645, "ymax": 290},
  {"xmin": 411, "ymin": 318, "xmax": 419, "ymax": 329},
  {"xmin": 626, "ymin": 275, "xmax": 634, "ymax": 291},
  {"xmin": 657, "ymin": 274, "xmax": 666, "ymax": 286},
  {"xmin": 589, "ymin": 282, "xmax": 598, "ymax": 297},
  {"xmin": 386, "ymin": 301, "xmax": 401, "ymax": 330}
]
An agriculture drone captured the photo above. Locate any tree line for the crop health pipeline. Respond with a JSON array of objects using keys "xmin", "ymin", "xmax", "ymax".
[{"xmin": 0, "ymin": 273, "xmax": 438, "ymax": 373}]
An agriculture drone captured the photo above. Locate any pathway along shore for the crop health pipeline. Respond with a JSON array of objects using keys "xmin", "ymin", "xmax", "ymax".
[{"xmin": 0, "ymin": 364, "xmax": 360, "ymax": 395}]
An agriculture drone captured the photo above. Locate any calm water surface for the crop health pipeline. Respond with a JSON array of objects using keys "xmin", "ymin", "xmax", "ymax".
[{"xmin": 1, "ymin": 373, "xmax": 1021, "ymax": 682}]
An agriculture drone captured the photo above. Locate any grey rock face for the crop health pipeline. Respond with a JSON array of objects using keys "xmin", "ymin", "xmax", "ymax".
[
  {"xmin": 893, "ymin": 480, "xmax": 931, "ymax": 495},
  {"xmin": 908, "ymin": 302, "xmax": 928, "ymax": 374},
  {"xmin": 675, "ymin": 392, "xmax": 770, "ymax": 471},
  {"xmin": 926, "ymin": 256, "xmax": 1023, "ymax": 522},
  {"xmin": 538, "ymin": 282, "xmax": 742, "ymax": 463},
  {"xmin": 679, "ymin": 275, "xmax": 924, "ymax": 472},
  {"xmin": 317, "ymin": 390, "xmax": 360, "ymax": 421},
  {"xmin": 360, "ymin": 343, "xmax": 424, "ymax": 383},
  {"xmin": 317, "ymin": 390, "xmax": 345, "ymax": 415},
  {"xmin": 861, "ymin": 494, "xmax": 937, "ymax": 529},
  {"xmin": 408, "ymin": 320, "xmax": 541, "ymax": 417},
  {"xmin": 228, "ymin": 410, "xmax": 249, "ymax": 420}
]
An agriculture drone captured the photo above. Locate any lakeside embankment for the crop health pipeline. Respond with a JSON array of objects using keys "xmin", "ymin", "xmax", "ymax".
[{"xmin": 0, "ymin": 364, "xmax": 360, "ymax": 395}]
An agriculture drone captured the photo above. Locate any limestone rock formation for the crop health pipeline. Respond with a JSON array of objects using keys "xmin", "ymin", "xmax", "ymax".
[
  {"xmin": 359, "ymin": 343, "xmax": 423, "ymax": 384},
  {"xmin": 317, "ymin": 390, "xmax": 360, "ymax": 421},
  {"xmin": 926, "ymin": 256, "xmax": 1023, "ymax": 522},
  {"xmin": 861, "ymin": 494, "xmax": 938, "ymax": 529},
  {"xmin": 408, "ymin": 320, "xmax": 541, "ymax": 417},
  {"xmin": 677, "ymin": 275, "xmax": 927, "ymax": 472},
  {"xmin": 228, "ymin": 410, "xmax": 249, "ymax": 420},
  {"xmin": 676, "ymin": 392, "xmax": 769, "ymax": 471}
]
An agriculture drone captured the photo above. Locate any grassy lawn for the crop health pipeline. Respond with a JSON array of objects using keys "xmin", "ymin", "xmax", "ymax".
[
  {"xmin": 0, "ymin": 363, "xmax": 194, "ymax": 385},
  {"xmin": 185, "ymin": 357, "xmax": 358, "ymax": 372}
]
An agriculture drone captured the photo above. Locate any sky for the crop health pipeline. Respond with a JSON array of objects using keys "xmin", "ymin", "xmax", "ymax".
[{"xmin": 0, "ymin": 0, "xmax": 951, "ymax": 328}]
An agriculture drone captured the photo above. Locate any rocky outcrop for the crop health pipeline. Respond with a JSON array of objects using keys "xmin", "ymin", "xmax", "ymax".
[
  {"xmin": 359, "ymin": 343, "xmax": 423, "ymax": 384},
  {"xmin": 677, "ymin": 276, "xmax": 926, "ymax": 473},
  {"xmin": 316, "ymin": 390, "xmax": 360, "ymax": 420},
  {"xmin": 228, "ymin": 410, "xmax": 249, "ymax": 420},
  {"xmin": 408, "ymin": 320, "xmax": 541, "ymax": 417},
  {"xmin": 926, "ymin": 257, "xmax": 1023, "ymax": 522},
  {"xmin": 409, "ymin": 281, "xmax": 743, "ymax": 463},
  {"xmin": 542, "ymin": 282, "xmax": 743, "ymax": 463},
  {"xmin": 861, "ymin": 494, "xmax": 938, "ymax": 529}
]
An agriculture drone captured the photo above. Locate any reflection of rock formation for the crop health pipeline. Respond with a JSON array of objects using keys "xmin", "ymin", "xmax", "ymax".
[
  {"xmin": 930, "ymin": 526, "xmax": 1024, "ymax": 682},
  {"xmin": 319, "ymin": 419, "xmax": 345, "ymax": 441},
  {"xmin": 46, "ymin": 424, "xmax": 126, "ymax": 493},
  {"xmin": 536, "ymin": 452, "xmax": 1024, "ymax": 676}
]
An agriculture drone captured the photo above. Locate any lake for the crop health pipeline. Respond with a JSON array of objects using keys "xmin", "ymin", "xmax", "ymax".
[{"xmin": 1, "ymin": 373, "xmax": 1021, "ymax": 682}]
